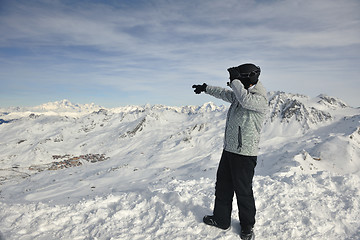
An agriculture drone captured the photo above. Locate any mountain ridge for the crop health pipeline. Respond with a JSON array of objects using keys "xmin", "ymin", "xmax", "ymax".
[{"xmin": 0, "ymin": 91, "xmax": 359, "ymax": 179}]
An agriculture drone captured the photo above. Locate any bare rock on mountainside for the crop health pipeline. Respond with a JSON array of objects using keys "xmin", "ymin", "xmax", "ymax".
[{"xmin": 267, "ymin": 92, "xmax": 341, "ymax": 129}]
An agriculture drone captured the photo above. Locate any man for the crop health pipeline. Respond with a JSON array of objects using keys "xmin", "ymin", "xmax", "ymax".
[{"xmin": 192, "ymin": 63, "xmax": 268, "ymax": 240}]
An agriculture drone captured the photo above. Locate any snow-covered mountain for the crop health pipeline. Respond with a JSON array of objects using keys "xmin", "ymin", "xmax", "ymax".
[
  {"xmin": 34, "ymin": 99, "xmax": 102, "ymax": 112},
  {"xmin": 0, "ymin": 93, "xmax": 359, "ymax": 240},
  {"xmin": 0, "ymin": 99, "xmax": 102, "ymax": 119}
]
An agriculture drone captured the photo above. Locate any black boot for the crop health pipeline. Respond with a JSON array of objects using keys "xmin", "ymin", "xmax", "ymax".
[
  {"xmin": 240, "ymin": 225, "xmax": 255, "ymax": 240},
  {"xmin": 203, "ymin": 215, "xmax": 230, "ymax": 230}
]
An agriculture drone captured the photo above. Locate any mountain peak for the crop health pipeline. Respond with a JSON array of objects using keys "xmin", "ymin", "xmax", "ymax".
[
  {"xmin": 33, "ymin": 99, "xmax": 101, "ymax": 112},
  {"xmin": 267, "ymin": 91, "xmax": 333, "ymax": 130},
  {"xmin": 38, "ymin": 99, "xmax": 76, "ymax": 110},
  {"xmin": 316, "ymin": 94, "xmax": 348, "ymax": 108}
]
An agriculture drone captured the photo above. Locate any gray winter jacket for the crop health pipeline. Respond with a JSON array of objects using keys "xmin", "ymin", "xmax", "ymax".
[{"xmin": 205, "ymin": 80, "xmax": 268, "ymax": 156}]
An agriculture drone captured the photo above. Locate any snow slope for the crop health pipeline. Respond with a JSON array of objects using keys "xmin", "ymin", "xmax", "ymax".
[{"xmin": 0, "ymin": 93, "xmax": 359, "ymax": 240}]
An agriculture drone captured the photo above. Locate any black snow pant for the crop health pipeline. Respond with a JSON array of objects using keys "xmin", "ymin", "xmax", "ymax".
[{"xmin": 213, "ymin": 150, "xmax": 257, "ymax": 229}]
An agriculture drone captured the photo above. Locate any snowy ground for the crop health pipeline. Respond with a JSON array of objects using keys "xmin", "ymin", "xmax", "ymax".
[{"xmin": 0, "ymin": 95, "xmax": 359, "ymax": 240}]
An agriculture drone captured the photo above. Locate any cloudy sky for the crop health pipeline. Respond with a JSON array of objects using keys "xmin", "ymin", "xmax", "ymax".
[{"xmin": 1, "ymin": 0, "xmax": 359, "ymax": 108}]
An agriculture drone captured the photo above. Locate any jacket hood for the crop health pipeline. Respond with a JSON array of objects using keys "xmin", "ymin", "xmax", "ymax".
[{"xmin": 249, "ymin": 81, "xmax": 267, "ymax": 98}]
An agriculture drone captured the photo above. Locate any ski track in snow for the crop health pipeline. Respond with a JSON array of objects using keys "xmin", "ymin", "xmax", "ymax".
[{"xmin": 0, "ymin": 96, "xmax": 360, "ymax": 240}]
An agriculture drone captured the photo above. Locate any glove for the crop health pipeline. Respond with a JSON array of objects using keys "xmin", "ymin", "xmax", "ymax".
[
  {"xmin": 192, "ymin": 83, "xmax": 207, "ymax": 94},
  {"xmin": 227, "ymin": 67, "xmax": 241, "ymax": 81}
]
